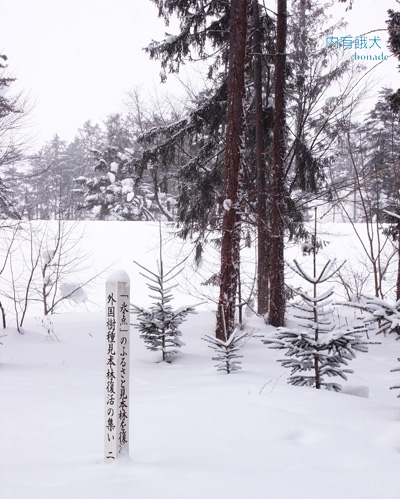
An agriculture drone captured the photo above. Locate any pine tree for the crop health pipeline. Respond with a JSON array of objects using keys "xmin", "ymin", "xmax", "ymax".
[
  {"xmin": 268, "ymin": 0, "xmax": 287, "ymax": 327},
  {"xmin": 27, "ymin": 135, "xmax": 72, "ymax": 219},
  {"xmin": 132, "ymin": 228, "xmax": 196, "ymax": 361},
  {"xmin": 346, "ymin": 295, "xmax": 400, "ymax": 337},
  {"xmin": 141, "ymin": 0, "xmax": 276, "ymax": 288},
  {"xmin": 0, "ymin": 55, "xmax": 29, "ymax": 217},
  {"xmin": 138, "ymin": 1, "xmax": 357, "ymax": 329},
  {"xmin": 343, "ymin": 295, "xmax": 400, "ymax": 398},
  {"xmin": 0, "ymin": 54, "xmax": 27, "ymax": 169},
  {"xmin": 203, "ymin": 324, "xmax": 246, "ymax": 374},
  {"xmin": 215, "ymin": 0, "xmax": 248, "ymax": 341},
  {"xmin": 74, "ymin": 112, "xmax": 177, "ymax": 221},
  {"xmin": 387, "ymin": 9, "xmax": 400, "ymax": 113},
  {"xmin": 265, "ymin": 212, "xmax": 369, "ymax": 390},
  {"xmin": 362, "ymin": 88, "xmax": 400, "ymax": 214},
  {"xmin": 265, "ymin": 259, "xmax": 369, "ymax": 391},
  {"xmin": 252, "ymin": 0, "xmax": 270, "ymax": 317}
]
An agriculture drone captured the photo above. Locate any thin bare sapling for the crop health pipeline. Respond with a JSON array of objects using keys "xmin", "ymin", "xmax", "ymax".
[{"xmin": 6, "ymin": 219, "xmax": 107, "ymax": 331}]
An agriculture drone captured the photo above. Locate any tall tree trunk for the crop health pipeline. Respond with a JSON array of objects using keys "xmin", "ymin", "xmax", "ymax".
[
  {"xmin": 294, "ymin": 0, "xmax": 306, "ymax": 159},
  {"xmin": 216, "ymin": 0, "xmax": 248, "ymax": 341},
  {"xmin": 253, "ymin": 0, "xmax": 269, "ymax": 317},
  {"xmin": 397, "ymin": 221, "xmax": 400, "ymax": 301},
  {"xmin": 268, "ymin": 0, "xmax": 287, "ymax": 327}
]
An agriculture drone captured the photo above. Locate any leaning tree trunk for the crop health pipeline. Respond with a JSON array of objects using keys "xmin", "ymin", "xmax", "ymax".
[
  {"xmin": 268, "ymin": 0, "xmax": 287, "ymax": 327},
  {"xmin": 253, "ymin": 0, "xmax": 269, "ymax": 317},
  {"xmin": 215, "ymin": 0, "xmax": 248, "ymax": 341}
]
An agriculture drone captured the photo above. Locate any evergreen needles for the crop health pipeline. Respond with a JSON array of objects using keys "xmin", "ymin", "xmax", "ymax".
[
  {"xmin": 203, "ymin": 330, "xmax": 247, "ymax": 374},
  {"xmin": 132, "ymin": 259, "xmax": 195, "ymax": 362},
  {"xmin": 203, "ymin": 305, "xmax": 246, "ymax": 374},
  {"xmin": 131, "ymin": 224, "xmax": 196, "ymax": 362},
  {"xmin": 265, "ymin": 210, "xmax": 369, "ymax": 391},
  {"xmin": 264, "ymin": 283, "xmax": 369, "ymax": 391}
]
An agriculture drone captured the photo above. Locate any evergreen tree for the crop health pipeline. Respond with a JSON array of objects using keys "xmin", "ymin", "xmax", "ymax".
[
  {"xmin": 387, "ymin": 8, "xmax": 400, "ymax": 114},
  {"xmin": 363, "ymin": 88, "xmax": 400, "ymax": 214},
  {"xmin": 21, "ymin": 121, "xmax": 103, "ymax": 220},
  {"xmin": 252, "ymin": 0, "xmax": 270, "ymax": 316},
  {"xmin": 215, "ymin": 0, "xmax": 248, "ymax": 340},
  {"xmin": 132, "ymin": 228, "xmax": 196, "ymax": 361},
  {"xmin": 74, "ymin": 147, "xmax": 155, "ymax": 221},
  {"xmin": 203, "ymin": 327, "xmax": 246, "ymax": 374},
  {"xmin": 287, "ymin": 0, "xmax": 351, "ymax": 197},
  {"xmin": 0, "ymin": 55, "xmax": 27, "ymax": 169},
  {"xmin": 343, "ymin": 295, "xmax": 400, "ymax": 399},
  {"xmin": 265, "ymin": 258, "xmax": 369, "ymax": 391},
  {"xmin": 142, "ymin": 1, "xmax": 277, "ymax": 327},
  {"xmin": 142, "ymin": 1, "xmax": 355, "ymax": 327},
  {"xmin": 346, "ymin": 295, "xmax": 400, "ymax": 337},
  {"xmin": 265, "ymin": 211, "xmax": 369, "ymax": 390},
  {"xmin": 269, "ymin": 0, "xmax": 287, "ymax": 327},
  {"xmin": 27, "ymin": 135, "xmax": 72, "ymax": 219},
  {"xmin": 0, "ymin": 55, "xmax": 28, "ymax": 217},
  {"xmin": 75, "ymin": 112, "xmax": 177, "ymax": 221}
]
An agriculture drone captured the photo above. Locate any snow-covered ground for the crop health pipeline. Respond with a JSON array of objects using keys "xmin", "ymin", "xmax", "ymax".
[{"xmin": 1, "ymin": 221, "xmax": 400, "ymax": 498}]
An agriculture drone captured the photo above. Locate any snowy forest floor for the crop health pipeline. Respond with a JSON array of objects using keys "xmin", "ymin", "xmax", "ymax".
[
  {"xmin": 1, "ymin": 310, "xmax": 400, "ymax": 499},
  {"xmin": 1, "ymin": 221, "xmax": 400, "ymax": 498}
]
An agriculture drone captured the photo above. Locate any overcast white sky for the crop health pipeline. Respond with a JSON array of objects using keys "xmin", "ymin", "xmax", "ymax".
[{"xmin": 1, "ymin": 0, "xmax": 399, "ymax": 148}]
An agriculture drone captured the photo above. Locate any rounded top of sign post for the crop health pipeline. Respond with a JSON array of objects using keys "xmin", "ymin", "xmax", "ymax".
[{"xmin": 106, "ymin": 270, "xmax": 130, "ymax": 284}]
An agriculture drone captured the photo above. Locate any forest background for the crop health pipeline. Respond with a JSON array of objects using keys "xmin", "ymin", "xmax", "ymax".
[{"xmin": 1, "ymin": 0, "xmax": 400, "ymax": 338}]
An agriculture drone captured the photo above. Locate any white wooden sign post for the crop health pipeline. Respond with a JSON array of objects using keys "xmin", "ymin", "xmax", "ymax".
[{"xmin": 105, "ymin": 271, "xmax": 130, "ymax": 462}]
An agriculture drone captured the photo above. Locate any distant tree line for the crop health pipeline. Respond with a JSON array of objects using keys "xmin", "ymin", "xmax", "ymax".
[{"xmin": 1, "ymin": 1, "xmax": 400, "ymax": 338}]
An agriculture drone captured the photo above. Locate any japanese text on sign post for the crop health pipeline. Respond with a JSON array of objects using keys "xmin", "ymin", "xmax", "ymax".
[{"xmin": 105, "ymin": 271, "xmax": 130, "ymax": 462}]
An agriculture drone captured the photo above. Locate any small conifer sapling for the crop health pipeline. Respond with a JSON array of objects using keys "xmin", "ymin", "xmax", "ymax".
[
  {"xmin": 264, "ymin": 210, "xmax": 369, "ymax": 391},
  {"xmin": 203, "ymin": 305, "xmax": 247, "ymax": 374},
  {"xmin": 132, "ymin": 226, "xmax": 196, "ymax": 362}
]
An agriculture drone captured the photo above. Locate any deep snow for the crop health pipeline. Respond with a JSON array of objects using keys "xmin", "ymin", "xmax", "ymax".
[{"xmin": 1, "ymin": 221, "xmax": 400, "ymax": 498}]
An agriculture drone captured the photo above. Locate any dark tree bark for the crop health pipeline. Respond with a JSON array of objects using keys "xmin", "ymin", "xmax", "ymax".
[
  {"xmin": 268, "ymin": 0, "xmax": 287, "ymax": 327},
  {"xmin": 397, "ymin": 221, "xmax": 400, "ymax": 301},
  {"xmin": 215, "ymin": 0, "xmax": 248, "ymax": 341},
  {"xmin": 0, "ymin": 301, "xmax": 6, "ymax": 329},
  {"xmin": 253, "ymin": 0, "xmax": 270, "ymax": 317}
]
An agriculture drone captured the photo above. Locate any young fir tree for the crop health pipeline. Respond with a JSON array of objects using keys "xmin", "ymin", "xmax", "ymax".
[
  {"xmin": 264, "ymin": 211, "xmax": 369, "ymax": 391},
  {"xmin": 203, "ymin": 318, "xmax": 247, "ymax": 374},
  {"xmin": 132, "ymin": 228, "xmax": 196, "ymax": 362},
  {"xmin": 343, "ymin": 295, "xmax": 400, "ymax": 398},
  {"xmin": 345, "ymin": 295, "xmax": 400, "ymax": 337}
]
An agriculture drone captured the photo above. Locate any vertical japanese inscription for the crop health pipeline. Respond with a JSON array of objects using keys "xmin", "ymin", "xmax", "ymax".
[
  {"xmin": 105, "ymin": 272, "xmax": 130, "ymax": 462},
  {"xmin": 118, "ymin": 297, "xmax": 129, "ymax": 452},
  {"xmin": 105, "ymin": 292, "xmax": 117, "ymax": 460}
]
